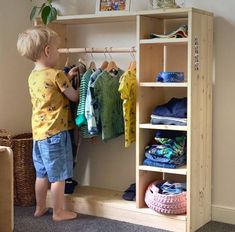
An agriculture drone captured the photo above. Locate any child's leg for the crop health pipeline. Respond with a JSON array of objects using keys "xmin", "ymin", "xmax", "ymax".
[
  {"xmin": 51, "ymin": 180, "xmax": 77, "ymax": 221},
  {"xmin": 34, "ymin": 177, "xmax": 49, "ymax": 217}
]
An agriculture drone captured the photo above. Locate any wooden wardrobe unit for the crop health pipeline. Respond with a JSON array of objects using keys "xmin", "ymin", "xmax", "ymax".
[{"xmin": 39, "ymin": 8, "xmax": 213, "ymax": 232}]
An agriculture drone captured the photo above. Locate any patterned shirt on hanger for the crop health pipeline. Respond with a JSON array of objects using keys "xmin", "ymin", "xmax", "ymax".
[
  {"xmin": 93, "ymin": 69, "xmax": 124, "ymax": 141},
  {"xmin": 118, "ymin": 69, "xmax": 137, "ymax": 147}
]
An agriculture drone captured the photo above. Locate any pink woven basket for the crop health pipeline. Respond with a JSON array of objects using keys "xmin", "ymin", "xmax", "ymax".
[{"xmin": 144, "ymin": 180, "xmax": 187, "ymax": 215}]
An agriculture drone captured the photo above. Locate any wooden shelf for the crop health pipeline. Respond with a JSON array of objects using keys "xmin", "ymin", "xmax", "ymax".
[
  {"xmin": 139, "ymin": 82, "xmax": 188, "ymax": 87},
  {"xmin": 54, "ymin": 12, "xmax": 137, "ymax": 24},
  {"xmin": 139, "ymin": 165, "xmax": 187, "ymax": 175},
  {"xmin": 139, "ymin": 123, "xmax": 188, "ymax": 131},
  {"xmin": 43, "ymin": 8, "xmax": 212, "ymax": 25},
  {"xmin": 46, "ymin": 186, "xmax": 186, "ymax": 231},
  {"xmin": 45, "ymin": 8, "xmax": 213, "ymax": 232},
  {"xmin": 140, "ymin": 38, "xmax": 188, "ymax": 45}
]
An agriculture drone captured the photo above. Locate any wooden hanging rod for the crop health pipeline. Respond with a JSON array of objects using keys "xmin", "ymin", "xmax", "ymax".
[{"xmin": 58, "ymin": 47, "xmax": 136, "ymax": 54}]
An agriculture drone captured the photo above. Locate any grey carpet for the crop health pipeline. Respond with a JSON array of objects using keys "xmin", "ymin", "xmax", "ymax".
[{"xmin": 14, "ymin": 206, "xmax": 235, "ymax": 232}]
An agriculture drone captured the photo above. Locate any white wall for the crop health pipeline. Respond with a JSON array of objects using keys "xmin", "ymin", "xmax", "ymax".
[
  {"xmin": 1, "ymin": 0, "xmax": 234, "ymax": 225},
  {"xmin": 0, "ymin": 0, "xmax": 32, "ymax": 134}
]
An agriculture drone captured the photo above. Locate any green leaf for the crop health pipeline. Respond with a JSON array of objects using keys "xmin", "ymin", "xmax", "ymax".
[
  {"xmin": 47, "ymin": 6, "xmax": 57, "ymax": 24},
  {"xmin": 30, "ymin": 6, "xmax": 37, "ymax": 21},
  {"xmin": 41, "ymin": 5, "xmax": 51, "ymax": 25},
  {"xmin": 38, "ymin": 3, "xmax": 46, "ymax": 15},
  {"xmin": 41, "ymin": 5, "xmax": 57, "ymax": 25}
]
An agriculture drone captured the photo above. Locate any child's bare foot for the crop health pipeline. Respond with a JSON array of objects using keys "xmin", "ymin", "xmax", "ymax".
[
  {"xmin": 53, "ymin": 210, "xmax": 77, "ymax": 221},
  {"xmin": 34, "ymin": 207, "xmax": 49, "ymax": 217}
]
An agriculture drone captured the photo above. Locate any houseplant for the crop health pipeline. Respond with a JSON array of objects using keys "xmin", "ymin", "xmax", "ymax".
[{"xmin": 30, "ymin": 0, "xmax": 57, "ymax": 25}]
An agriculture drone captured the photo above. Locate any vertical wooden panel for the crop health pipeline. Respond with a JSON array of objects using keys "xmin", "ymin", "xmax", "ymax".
[
  {"xmin": 188, "ymin": 11, "xmax": 213, "ymax": 232},
  {"xmin": 0, "ymin": 147, "xmax": 13, "ymax": 232}
]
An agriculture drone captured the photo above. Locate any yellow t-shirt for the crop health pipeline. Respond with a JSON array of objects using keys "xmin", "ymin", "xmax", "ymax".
[
  {"xmin": 118, "ymin": 69, "xmax": 137, "ymax": 147},
  {"xmin": 28, "ymin": 68, "xmax": 74, "ymax": 140}
]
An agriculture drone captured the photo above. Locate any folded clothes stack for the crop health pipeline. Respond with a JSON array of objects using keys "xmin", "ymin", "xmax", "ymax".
[
  {"xmin": 143, "ymin": 130, "xmax": 186, "ymax": 169},
  {"xmin": 156, "ymin": 71, "xmax": 184, "ymax": 83},
  {"xmin": 150, "ymin": 97, "xmax": 187, "ymax": 126}
]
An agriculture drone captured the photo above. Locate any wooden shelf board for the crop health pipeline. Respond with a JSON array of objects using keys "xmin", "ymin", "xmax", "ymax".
[
  {"xmin": 46, "ymin": 186, "xmax": 186, "ymax": 231},
  {"xmin": 140, "ymin": 38, "xmax": 188, "ymax": 45},
  {"xmin": 139, "ymin": 82, "xmax": 188, "ymax": 87},
  {"xmin": 139, "ymin": 165, "xmax": 187, "ymax": 175},
  {"xmin": 54, "ymin": 12, "xmax": 137, "ymax": 24},
  {"xmin": 139, "ymin": 123, "xmax": 188, "ymax": 131},
  {"xmin": 44, "ymin": 8, "xmax": 212, "ymax": 25}
]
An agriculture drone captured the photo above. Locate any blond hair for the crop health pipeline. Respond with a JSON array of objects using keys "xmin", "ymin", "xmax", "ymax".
[{"xmin": 17, "ymin": 26, "xmax": 59, "ymax": 62}]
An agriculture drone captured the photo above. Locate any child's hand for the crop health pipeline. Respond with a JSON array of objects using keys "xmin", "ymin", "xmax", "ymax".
[{"xmin": 67, "ymin": 67, "xmax": 79, "ymax": 80}]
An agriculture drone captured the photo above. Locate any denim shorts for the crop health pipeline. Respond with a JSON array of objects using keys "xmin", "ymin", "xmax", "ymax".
[{"xmin": 33, "ymin": 131, "xmax": 73, "ymax": 182}]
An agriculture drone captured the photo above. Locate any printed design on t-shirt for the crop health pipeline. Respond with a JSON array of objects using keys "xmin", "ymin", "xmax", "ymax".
[{"xmin": 28, "ymin": 68, "xmax": 74, "ymax": 140}]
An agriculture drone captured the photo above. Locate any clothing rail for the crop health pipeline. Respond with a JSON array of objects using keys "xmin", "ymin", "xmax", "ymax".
[{"xmin": 58, "ymin": 47, "xmax": 136, "ymax": 54}]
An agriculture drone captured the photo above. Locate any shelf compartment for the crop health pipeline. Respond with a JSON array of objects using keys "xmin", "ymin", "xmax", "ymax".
[
  {"xmin": 46, "ymin": 186, "xmax": 186, "ymax": 231},
  {"xmin": 140, "ymin": 38, "xmax": 188, "ymax": 45},
  {"xmin": 139, "ymin": 165, "xmax": 187, "ymax": 175},
  {"xmin": 139, "ymin": 123, "xmax": 188, "ymax": 131},
  {"xmin": 139, "ymin": 82, "xmax": 188, "ymax": 87}
]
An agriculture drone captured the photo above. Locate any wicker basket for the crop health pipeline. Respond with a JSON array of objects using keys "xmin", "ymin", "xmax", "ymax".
[{"xmin": 0, "ymin": 129, "xmax": 36, "ymax": 206}]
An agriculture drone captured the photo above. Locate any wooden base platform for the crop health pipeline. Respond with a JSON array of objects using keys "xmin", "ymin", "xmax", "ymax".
[{"xmin": 46, "ymin": 186, "xmax": 186, "ymax": 232}]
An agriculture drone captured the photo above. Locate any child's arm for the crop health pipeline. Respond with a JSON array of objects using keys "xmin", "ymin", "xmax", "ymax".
[
  {"xmin": 67, "ymin": 67, "xmax": 79, "ymax": 81},
  {"xmin": 64, "ymin": 86, "xmax": 80, "ymax": 103}
]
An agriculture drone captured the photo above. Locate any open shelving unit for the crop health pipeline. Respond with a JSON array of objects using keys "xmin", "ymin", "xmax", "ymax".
[{"xmin": 39, "ymin": 8, "xmax": 213, "ymax": 232}]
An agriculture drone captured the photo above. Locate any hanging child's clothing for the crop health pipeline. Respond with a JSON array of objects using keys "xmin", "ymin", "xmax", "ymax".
[
  {"xmin": 85, "ymin": 68, "xmax": 103, "ymax": 135},
  {"xmin": 118, "ymin": 69, "xmax": 137, "ymax": 147},
  {"xmin": 93, "ymin": 69, "xmax": 124, "ymax": 141},
  {"xmin": 76, "ymin": 69, "xmax": 94, "ymax": 138}
]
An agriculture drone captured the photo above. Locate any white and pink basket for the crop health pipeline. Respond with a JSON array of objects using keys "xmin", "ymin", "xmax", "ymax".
[{"xmin": 144, "ymin": 181, "xmax": 187, "ymax": 215}]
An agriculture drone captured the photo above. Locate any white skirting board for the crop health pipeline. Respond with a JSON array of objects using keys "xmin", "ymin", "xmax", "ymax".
[{"xmin": 212, "ymin": 204, "xmax": 235, "ymax": 225}]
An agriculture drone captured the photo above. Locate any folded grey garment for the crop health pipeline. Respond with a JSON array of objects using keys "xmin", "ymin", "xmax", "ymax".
[{"xmin": 150, "ymin": 114, "xmax": 187, "ymax": 126}]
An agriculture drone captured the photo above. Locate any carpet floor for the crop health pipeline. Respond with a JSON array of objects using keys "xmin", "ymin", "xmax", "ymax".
[{"xmin": 14, "ymin": 206, "xmax": 235, "ymax": 232}]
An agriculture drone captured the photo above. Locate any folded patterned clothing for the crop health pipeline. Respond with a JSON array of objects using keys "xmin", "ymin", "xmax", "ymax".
[
  {"xmin": 156, "ymin": 72, "xmax": 184, "ymax": 83},
  {"xmin": 155, "ymin": 136, "xmax": 186, "ymax": 153},
  {"xmin": 145, "ymin": 135, "xmax": 186, "ymax": 158},
  {"xmin": 143, "ymin": 158, "xmax": 185, "ymax": 169},
  {"xmin": 150, "ymin": 25, "xmax": 188, "ymax": 39},
  {"xmin": 145, "ymin": 153, "xmax": 186, "ymax": 166},
  {"xmin": 151, "ymin": 114, "xmax": 187, "ymax": 126},
  {"xmin": 160, "ymin": 181, "xmax": 187, "ymax": 195},
  {"xmin": 152, "ymin": 97, "xmax": 187, "ymax": 118}
]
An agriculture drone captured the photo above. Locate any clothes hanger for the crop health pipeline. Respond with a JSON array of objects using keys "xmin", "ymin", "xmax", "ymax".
[
  {"xmin": 105, "ymin": 47, "xmax": 118, "ymax": 73},
  {"xmin": 65, "ymin": 48, "xmax": 70, "ymax": 67},
  {"xmin": 88, "ymin": 48, "xmax": 96, "ymax": 71},
  {"xmin": 77, "ymin": 48, "xmax": 86, "ymax": 67},
  {"xmin": 100, "ymin": 47, "xmax": 109, "ymax": 70},
  {"xmin": 129, "ymin": 46, "xmax": 136, "ymax": 71}
]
